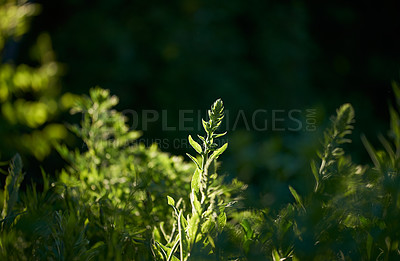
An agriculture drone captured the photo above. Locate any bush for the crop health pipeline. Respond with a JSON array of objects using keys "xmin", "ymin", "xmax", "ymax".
[
  {"xmin": 0, "ymin": 0, "xmax": 66, "ymax": 161},
  {"xmin": 1, "ymin": 85, "xmax": 400, "ymax": 260}
]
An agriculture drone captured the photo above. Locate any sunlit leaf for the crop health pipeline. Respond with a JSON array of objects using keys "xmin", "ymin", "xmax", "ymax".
[
  {"xmin": 210, "ymin": 143, "xmax": 228, "ymax": 161},
  {"xmin": 186, "ymin": 153, "xmax": 201, "ymax": 170},
  {"xmin": 188, "ymin": 135, "xmax": 202, "ymax": 154},
  {"xmin": 167, "ymin": 196, "xmax": 175, "ymax": 207}
]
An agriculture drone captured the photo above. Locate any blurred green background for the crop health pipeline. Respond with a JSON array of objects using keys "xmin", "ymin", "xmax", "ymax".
[{"xmin": 1, "ymin": 0, "xmax": 400, "ymax": 208}]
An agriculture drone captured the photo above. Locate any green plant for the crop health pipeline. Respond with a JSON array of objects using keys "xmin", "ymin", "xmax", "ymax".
[
  {"xmin": 1, "ymin": 153, "xmax": 24, "ymax": 231},
  {"xmin": 228, "ymin": 84, "xmax": 400, "ymax": 261},
  {"xmin": 153, "ymin": 99, "xmax": 244, "ymax": 260},
  {"xmin": 56, "ymin": 87, "xmax": 199, "ymax": 259},
  {"xmin": 0, "ymin": 0, "xmax": 67, "ymax": 160},
  {"xmin": 356, "ymin": 82, "xmax": 400, "ymax": 261},
  {"xmin": 227, "ymin": 103, "xmax": 367, "ymax": 260},
  {"xmin": 3, "ymin": 85, "xmax": 400, "ymax": 260}
]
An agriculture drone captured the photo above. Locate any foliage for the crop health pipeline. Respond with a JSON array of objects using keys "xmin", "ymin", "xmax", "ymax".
[
  {"xmin": 0, "ymin": 0, "xmax": 68, "ymax": 160},
  {"xmin": 56, "ymin": 87, "xmax": 201, "ymax": 260},
  {"xmin": 224, "ymin": 82, "xmax": 400, "ymax": 260},
  {"xmin": 1, "ymin": 86, "xmax": 400, "ymax": 260},
  {"xmin": 153, "ymin": 98, "xmax": 245, "ymax": 260}
]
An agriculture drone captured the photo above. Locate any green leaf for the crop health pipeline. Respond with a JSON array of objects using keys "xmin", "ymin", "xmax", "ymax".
[
  {"xmin": 389, "ymin": 105, "xmax": 400, "ymax": 150},
  {"xmin": 188, "ymin": 135, "xmax": 202, "ymax": 154},
  {"xmin": 190, "ymin": 190, "xmax": 201, "ymax": 215},
  {"xmin": 186, "ymin": 154, "xmax": 201, "ymax": 170},
  {"xmin": 392, "ymin": 81, "xmax": 400, "ymax": 105},
  {"xmin": 187, "ymin": 213, "xmax": 200, "ymax": 246},
  {"xmin": 197, "ymin": 135, "xmax": 206, "ymax": 143},
  {"xmin": 207, "ymin": 234, "xmax": 215, "ymax": 248},
  {"xmin": 212, "ymin": 131, "xmax": 227, "ymax": 139},
  {"xmin": 334, "ymin": 103, "xmax": 355, "ymax": 133},
  {"xmin": 191, "ymin": 169, "xmax": 201, "ymax": 193},
  {"xmin": 210, "ymin": 143, "xmax": 228, "ymax": 160},
  {"xmin": 154, "ymin": 240, "xmax": 180, "ymax": 261},
  {"xmin": 310, "ymin": 160, "xmax": 319, "ymax": 192},
  {"xmin": 217, "ymin": 212, "xmax": 227, "ymax": 232},
  {"xmin": 240, "ymin": 219, "xmax": 253, "ymax": 239},
  {"xmin": 209, "ymin": 99, "xmax": 224, "ymax": 128},
  {"xmin": 361, "ymin": 134, "xmax": 381, "ymax": 170},
  {"xmin": 167, "ymin": 239, "xmax": 180, "ymax": 261},
  {"xmin": 289, "ymin": 185, "xmax": 305, "ymax": 211},
  {"xmin": 167, "ymin": 196, "xmax": 175, "ymax": 207},
  {"xmin": 153, "ymin": 241, "xmax": 168, "ymax": 260},
  {"xmin": 2, "ymin": 154, "xmax": 25, "ymax": 222},
  {"xmin": 167, "ymin": 196, "xmax": 179, "ymax": 217},
  {"xmin": 378, "ymin": 134, "xmax": 396, "ymax": 167},
  {"xmin": 201, "ymin": 219, "xmax": 213, "ymax": 234},
  {"xmin": 202, "ymin": 119, "xmax": 209, "ymax": 134},
  {"xmin": 11, "ymin": 154, "xmax": 22, "ymax": 175},
  {"xmin": 272, "ymin": 249, "xmax": 281, "ymax": 261}
]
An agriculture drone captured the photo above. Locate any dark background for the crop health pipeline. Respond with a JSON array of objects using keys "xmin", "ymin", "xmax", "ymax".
[{"xmin": 13, "ymin": 0, "xmax": 400, "ymax": 208}]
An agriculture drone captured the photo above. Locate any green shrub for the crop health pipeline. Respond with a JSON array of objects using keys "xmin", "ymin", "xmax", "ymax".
[
  {"xmin": 0, "ymin": 0, "xmax": 67, "ymax": 160},
  {"xmin": 56, "ymin": 87, "xmax": 198, "ymax": 260},
  {"xmin": 1, "ymin": 85, "xmax": 400, "ymax": 260},
  {"xmin": 152, "ymin": 98, "xmax": 245, "ymax": 260}
]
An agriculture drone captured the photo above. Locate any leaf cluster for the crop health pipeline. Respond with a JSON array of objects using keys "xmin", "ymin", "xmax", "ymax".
[{"xmin": 2, "ymin": 85, "xmax": 400, "ymax": 260}]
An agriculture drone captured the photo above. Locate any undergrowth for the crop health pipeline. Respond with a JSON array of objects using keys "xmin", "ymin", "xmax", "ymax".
[{"xmin": 1, "ymin": 84, "xmax": 400, "ymax": 260}]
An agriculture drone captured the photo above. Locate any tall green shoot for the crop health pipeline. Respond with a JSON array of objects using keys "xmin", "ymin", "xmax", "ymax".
[{"xmin": 154, "ymin": 99, "xmax": 229, "ymax": 260}]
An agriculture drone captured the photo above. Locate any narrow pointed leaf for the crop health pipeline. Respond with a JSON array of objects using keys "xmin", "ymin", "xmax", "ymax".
[
  {"xmin": 153, "ymin": 241, "xmax": 167, "ymax": 260},
  {"xmin": 188, "ymin": 135, "xmax": 202, "ymax": 154},
  {"xmin": 187, "ymin": 213, "xmax": 200, "ymax": 246},
  {"xmin": 191, "ymin": 169, "xmax": 201, "ymax": 193},
  {"xmin": 361, "ymin": 134, "xmax": 381, "ymax": 169},
  {"xmin": 272, "ymin": 249, "xmax": 281, "ymax": 261},
  {"xmin": 190, "ymin": 190, "xmax": 201, "ymax": 215},
  {"xmin": 2, "ymin": 154, "xmax": 25, "ymax": 221},
  {"xmin": 217, "ymin": 212, "xmax": 227, "ymax": 232},
  {"xmin": 210, "ymin": 143, "xmax": 228, "ymax": 161},
  {"xmin": 166, "ymin": 239, "xmax": 180, "ymax": 261},
  {"xmin": 212, "ymin": 131, "xmax": 227, "ymax": 139},
  {"xmin": 197, "ymin": 135, "xmax": 205, "ymax": 143},
  {"xmin": 310, "ymin": 160, "xmax": 319, "ymax": 192},
  {"xmin": 378, "ymin": 133, "xmax": 396, "ymax": 164},
  {"xmin": 289, "ymin": 185, "xmax": 305, "ymax": 211},
  {"xmin": 202, "ymin": 119, "xmax": 209, "ymax": 133},
  {"xmin": 186, "ymin": 154, "xmax": 201, "ymax": 170},
  {"xmin": 207, "ymin": 234, "xmax": 215, "ymax": 248}
]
